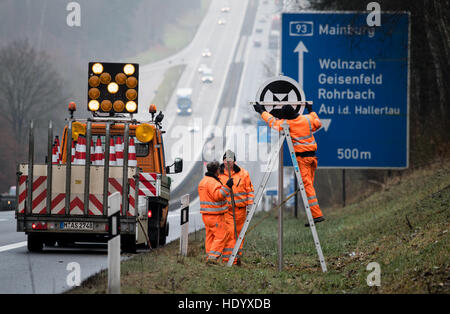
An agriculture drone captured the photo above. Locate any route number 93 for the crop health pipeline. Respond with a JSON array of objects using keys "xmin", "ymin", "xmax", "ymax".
[{"xmin": 289, "ymin": 21, "xmax": 313, "ymax": 36}]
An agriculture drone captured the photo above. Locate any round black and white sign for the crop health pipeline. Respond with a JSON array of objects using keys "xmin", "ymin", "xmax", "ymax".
[{"xmin": 255, "ymin": 76, "xmax": 306, "ymax": 119}]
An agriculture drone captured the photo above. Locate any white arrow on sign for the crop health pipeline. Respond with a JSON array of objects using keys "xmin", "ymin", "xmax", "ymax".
[
  {"xmin": 294, "ymin": 41, "xmax": 308, "ymax": 89},
  {"xmin": 321, "ymin": 119, "xmax": 332, "ymax": 132},
  {"xmin": 316, "ymin": 119, "xmax": 332, "ymax": 133}
]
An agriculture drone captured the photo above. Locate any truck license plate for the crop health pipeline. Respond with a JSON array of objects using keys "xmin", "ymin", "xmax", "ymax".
[{"xmin": 61, "ymin": 222, "xmax": 94, "ymax": 231}]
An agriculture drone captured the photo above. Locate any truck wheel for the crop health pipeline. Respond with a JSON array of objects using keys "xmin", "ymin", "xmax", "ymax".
[
  {"xmin": 28, "ymin": 235, "xmax": 43, "ymax": 252},
  {"xmin": 149, "ymin": 227, "xmax": 158, "ymax": 248},
  {"xmin": 121, "ymin": 235, "xmax": 136, "ymax": 253},
  {"xmin": 159, "ymin": 222, "xmax": 169, "ymax": 246}
]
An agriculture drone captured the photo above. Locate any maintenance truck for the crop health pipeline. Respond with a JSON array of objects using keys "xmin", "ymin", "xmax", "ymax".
[{"xmin": 16, "ymin": 62, "xmax": 183, "ymax": 253}]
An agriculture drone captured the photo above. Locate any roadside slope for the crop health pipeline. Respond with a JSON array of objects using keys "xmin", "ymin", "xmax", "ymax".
[{"xmin": 69, "ymin": 157, "xmax": 449, "ymax": 294}]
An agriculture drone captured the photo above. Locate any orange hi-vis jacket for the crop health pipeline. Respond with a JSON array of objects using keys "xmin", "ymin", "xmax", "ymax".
[
  {"xmin": 218, "ymin": 164, "xmax": 254, "ymax": 208},
  {"xmin": 261, "ymin": 111, "xmax": 322, "ymax": 153},
  {"xmin": 198, "ymin": 174, "xmax": 231, "ymax": 215}
]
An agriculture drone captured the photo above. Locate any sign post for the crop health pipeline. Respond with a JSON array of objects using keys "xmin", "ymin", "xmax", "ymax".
[
  {"xmin": 179, "ymin": 194, "xmax": 189, "ymax": 257},
  {"xmin": 254, "ymin": 75, "xmax": 313, "ymax": 271},
  {"xmin": 108, "ymin": 192, "xmax": 121, "ymax": 294},
  {"xmin": 282, "ymin": 12, "xmax": 410, "ymax": 169}
]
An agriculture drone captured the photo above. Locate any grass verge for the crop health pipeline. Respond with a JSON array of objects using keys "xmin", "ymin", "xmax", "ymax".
[
  {"xmin": 69, "ymin": 157, "xmax": 450, "ymax": 294},
  {"xmin": 150, "ymin": 64, "xmax": 186, "ymax": 111},
  {"xmin": 133, "ymin": 0, "xmax": 210, "ymax": 65}
]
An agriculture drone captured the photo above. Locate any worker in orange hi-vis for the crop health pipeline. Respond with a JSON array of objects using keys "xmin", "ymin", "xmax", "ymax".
[
  {"xmin": 198, "ymin": 161, "xmax": 234, "ymax": 263},
  {"xmin": 218, "ymin": 150, "xmax": 254, "ymax": 265},
  {"xmin": 254, "ymin": 102, "xmax": 325, "ymax": 227}
]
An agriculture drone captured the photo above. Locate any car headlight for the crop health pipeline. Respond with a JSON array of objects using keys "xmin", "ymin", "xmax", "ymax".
[{"xmin": 188, "ymin": 108, "xmax": 192, "ymax": 112}]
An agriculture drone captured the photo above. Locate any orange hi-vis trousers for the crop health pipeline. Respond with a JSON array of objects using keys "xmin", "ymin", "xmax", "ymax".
[
  {"xmin": 202, "ymin": 213, "xmax": 229, "ymax": 261},
  {"xmin": 222, "ymin": 207, "xmax": 247, "ymax": 263},
  {"xmin": 297, "ymin": 156, "xmax": 323, "ymax": 219}
]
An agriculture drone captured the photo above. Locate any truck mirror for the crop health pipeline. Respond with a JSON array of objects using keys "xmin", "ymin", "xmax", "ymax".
[
  {"xmin": 174, "ymin": 158, "xmax": 183, "ymax": 173},
  {"xmin": 165, "ymin": 166, "xmax": 170, "ymax": 174}
]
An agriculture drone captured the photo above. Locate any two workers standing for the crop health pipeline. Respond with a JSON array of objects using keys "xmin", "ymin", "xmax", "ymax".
[{"xmin": 198, "ymin": 151, "xmax": 254, "ymax": 265}]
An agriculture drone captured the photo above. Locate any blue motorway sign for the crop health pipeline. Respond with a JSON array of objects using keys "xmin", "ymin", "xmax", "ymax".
[
  {"xmin": 282, "ymin": 12, "xmax": 409, "ymax": 168},
  {"xmin": 257, "ymin": 120, "xmax": 271, "ymax": 143}
]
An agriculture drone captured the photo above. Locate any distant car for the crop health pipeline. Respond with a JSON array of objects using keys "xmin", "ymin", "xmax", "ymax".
[
  {"xmin": 221, "ymin": 6, "xmax": 230, "ymax": 12},
  {"xmin": 259, "ymin": 18, "xmax": 266, "ymax": 23},
  {"xmin": 218, "ymin": 19, "xmax": 226, "ymax": 25},
  {"xmin": 254, "ymin": 40, "xmax": 262, "ymax": 47},
  {"xmin": 0, "ymin": 186, "xmax": 16, "ymax": 211},
  {"xmin": 255, "ymin": 28, "xmax": 263, "ymax": 33},
  {"xmin": 198, "ymin": 63, "xmax": 208, "ymax": 73},
  {"xmin": 201, "ymin": 68, "xmax": 213, "ymax": 83},
  {"xmin": 202, "ymin": 48, "xmax": 212, "ymax": 57}
]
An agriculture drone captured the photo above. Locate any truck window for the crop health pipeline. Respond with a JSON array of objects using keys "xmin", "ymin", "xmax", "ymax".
[{"xmin": 135, "ymin": 143, "xmax": 149, "ymax": 157}]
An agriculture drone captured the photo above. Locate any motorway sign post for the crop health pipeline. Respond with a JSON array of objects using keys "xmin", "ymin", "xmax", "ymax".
[{"xmin": 282, "ymin": 12, "xmax": 410, "ymax": 168}]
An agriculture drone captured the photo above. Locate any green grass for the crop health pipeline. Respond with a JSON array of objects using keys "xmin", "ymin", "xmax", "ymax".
[
  {"xmin": 69, "ymin": 158, "xmax": 450, "ymax": 294},
  {"xmin": 132, "ymin": 0, "xmax": 210, "ymax": 65},
  {"xmin": 150, "ymin": 64, "xmax": 186, "ymax": 111}
]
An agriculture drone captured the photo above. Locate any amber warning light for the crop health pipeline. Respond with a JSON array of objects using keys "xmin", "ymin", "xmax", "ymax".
[{"xmin": 87, "ymin": 62, "xmax": 139, "ymax": 115}]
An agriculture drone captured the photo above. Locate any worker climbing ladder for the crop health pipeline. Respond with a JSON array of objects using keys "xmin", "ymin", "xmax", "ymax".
[{"xmin": 226, "ymin": 121, "xmax": 327, "ymax": 272}]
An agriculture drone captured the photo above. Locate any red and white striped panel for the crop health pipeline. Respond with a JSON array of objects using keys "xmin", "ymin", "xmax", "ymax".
[
  {"xmin": 128, "ymin": 178, "xmax": 136, "ymax": 216},
  {"xmin": 88, "ymin": 194, "xmax": 103, "ymax": 216},
  {"xmin": 32, "ymin": 176, "xmax": 47, "ymax": 214},
  {"xmin": 51, "ymin": 193, "xmax": 65, "ymax": 215},
  {"xmin": 18, "ymin": 175, "xmax": 27, "ymax": 214},
  {"xmin": 138, "ymin": 173, "xmax": 157, "ymax": 197},
  {"xmin": 70, "ymin": 195, "xmax": 84, "ymax": 215},
  {"xmin": 107, "ymin": 177, "xmax": 136, "ymax": 216}
]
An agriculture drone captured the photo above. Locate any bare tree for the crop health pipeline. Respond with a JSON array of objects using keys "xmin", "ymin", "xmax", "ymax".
[{"xmin": 0, "ymin": 40, "xmax": 69, "ymax": 148}]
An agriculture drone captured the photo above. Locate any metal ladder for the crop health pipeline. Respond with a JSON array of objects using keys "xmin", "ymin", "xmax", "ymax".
[{"xmin": 226, "ymin": 121, "xmax": 327, "ymax": 272}]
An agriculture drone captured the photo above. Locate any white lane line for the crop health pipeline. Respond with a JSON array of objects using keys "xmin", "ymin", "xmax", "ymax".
[
  {"xmin": 0, "ymin": 219, "xmax": 9, "ymax": 222},
  {"xmin": 0, "ymin": 241, "xmax": 27, "ymax": 253}
]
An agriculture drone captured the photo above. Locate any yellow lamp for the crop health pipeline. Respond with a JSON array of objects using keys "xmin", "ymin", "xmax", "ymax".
[{"xmin": 136, "ymin": 123, "xmax": 155, "ymax": 143}]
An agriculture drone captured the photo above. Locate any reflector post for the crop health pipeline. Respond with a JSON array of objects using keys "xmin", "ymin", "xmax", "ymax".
[{"xmin": 87, "ymin": 62, "xmax": 139, "ymax": 114}]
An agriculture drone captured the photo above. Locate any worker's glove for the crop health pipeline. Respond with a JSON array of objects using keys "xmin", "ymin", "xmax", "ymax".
[
  {"xmin": 253, "ymin": 102, "xmax": 264, "ymax": 114},
  {"xmin": 226, "ymin": 178, "xmax": 234, "ymax": 189},
  {"xmin": 305, "ymin": 104, "xmax": 313, "ymax": 113}
]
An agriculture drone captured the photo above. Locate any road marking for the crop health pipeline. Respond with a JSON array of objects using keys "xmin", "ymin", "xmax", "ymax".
[
  {"xmin": 0, "ymin": 241, "xmax": 27, "ymax": 253},
  {"xmin": 168, "ymin": 210, "xmax": 201, "ymax": 218},
  {"xmin": 0, "ymin": 219, "xmax": 9, "ymax": 222},
  {"xmin": 235, "ymin": 36, "xmax": 247, "ymax": 63}
]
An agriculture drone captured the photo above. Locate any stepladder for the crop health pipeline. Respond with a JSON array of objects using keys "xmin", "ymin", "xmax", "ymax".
[{"xmin": 226, "ymin": 121, "xmax": 327, "ymax": 272}]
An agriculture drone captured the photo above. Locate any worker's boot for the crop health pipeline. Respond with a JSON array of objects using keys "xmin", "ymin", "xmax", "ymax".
[
  {"xmin": 304, "ymin": 216, "xmax": 325, "ymax": 227},
  {"xmin": 206, "ymin": 258, "xmax": 219, "ymax": 265}
]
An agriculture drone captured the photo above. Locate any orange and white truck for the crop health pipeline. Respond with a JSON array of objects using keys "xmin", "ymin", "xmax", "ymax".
[{"xmin": 15, "ymin": 62, "xmax": 182, "ymax": 252}]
